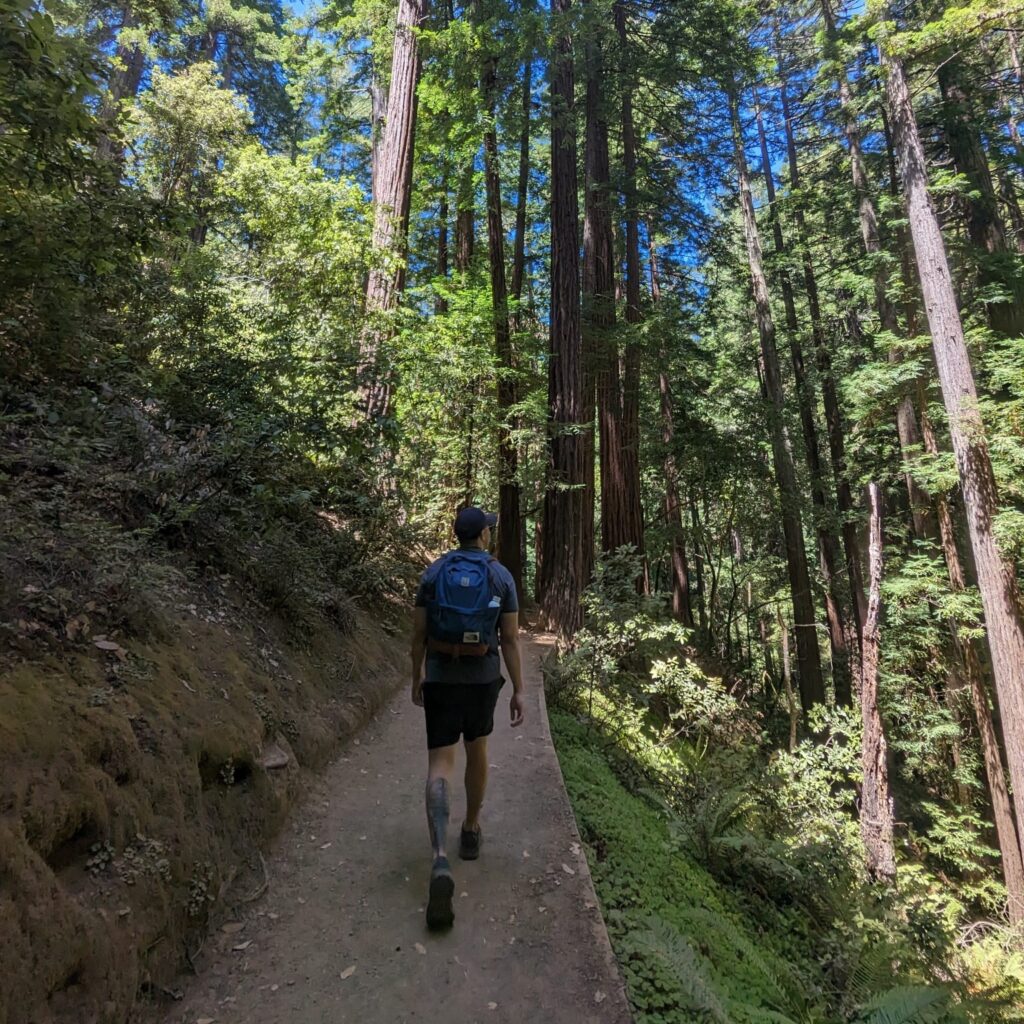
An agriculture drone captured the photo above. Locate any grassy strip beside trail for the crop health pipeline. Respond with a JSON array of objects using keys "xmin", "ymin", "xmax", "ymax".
[{"xmin": 550, "ymin": 706, "xmax": 821, "ymax": 1024}]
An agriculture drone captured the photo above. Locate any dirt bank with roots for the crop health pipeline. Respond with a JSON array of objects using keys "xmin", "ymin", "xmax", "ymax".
[{"xmin": 0, "ymin": 579, "xmax": 406, "ymax": 1024}]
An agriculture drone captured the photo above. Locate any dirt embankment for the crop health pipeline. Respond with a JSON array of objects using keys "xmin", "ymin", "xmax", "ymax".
[{"xmin": 0, "ymin": 582, "xmax": 406, "ymax": 1024}]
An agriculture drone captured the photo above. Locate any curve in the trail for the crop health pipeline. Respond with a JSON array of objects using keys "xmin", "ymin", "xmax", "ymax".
[{"xmin": 162, "ymin": 634, "xmax": 633, "ymax": 1024}]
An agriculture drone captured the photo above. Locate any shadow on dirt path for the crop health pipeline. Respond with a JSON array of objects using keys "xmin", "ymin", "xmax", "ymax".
[{"xmin": 159, "ymin": 633, "xmax": 633, "ymax": 1024}]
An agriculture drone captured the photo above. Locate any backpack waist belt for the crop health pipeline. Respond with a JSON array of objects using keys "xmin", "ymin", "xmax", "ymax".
[{"xmin": 427, "ymin": 638, "xmax": 490, "ymax": 658}]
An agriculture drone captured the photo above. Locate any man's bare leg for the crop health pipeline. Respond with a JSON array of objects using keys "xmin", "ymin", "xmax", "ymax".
[
  {"xmin": 463, "ymin": 736, "xmax": 488, "ymax": 833},
  {"xmin": 426, "ymin": 744, "xmax": 458, "ymax": 857}
]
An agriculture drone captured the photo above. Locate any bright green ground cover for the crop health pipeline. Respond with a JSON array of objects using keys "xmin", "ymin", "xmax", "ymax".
[{"xmin": 550, "ymin": 707, "xmax": 825, "ymax": 1024}]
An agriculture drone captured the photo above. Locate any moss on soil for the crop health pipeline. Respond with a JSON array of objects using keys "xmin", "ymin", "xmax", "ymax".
[
  {"xmin": 549, "ymin": 708, "xmax": 824, "ymax": 1024},
  {"xmin": 0, "ymin": 594, "xmax": 405, "ymax": 1024}
]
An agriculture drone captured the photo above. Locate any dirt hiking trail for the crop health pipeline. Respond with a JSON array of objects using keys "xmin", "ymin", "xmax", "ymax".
[{"xmin": 157, "ymin": 634, "xmax": 632, "ymax": 1024}]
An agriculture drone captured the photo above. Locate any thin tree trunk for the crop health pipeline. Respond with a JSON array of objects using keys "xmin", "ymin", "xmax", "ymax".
[
  {"xmin": 478, "ymin": 5, "xmax": 524, "ymax": 600},
  {"xmin": 613, "ymin": 0, "xmax": 647, "ymax": 584},
  {"xmin": 435, "ymin": 184, "xmax": 449, "ymax": 315},
  {"xmin": 938, "ymin": 56, "xmax": 1024, "ymax": 338},
  {"xmin": 754, "ymin": 93, "xmax": 850, "ymax": 705},
  {"xmin": 778, "ymin": 609, "xmax": 798, "ymax": 753},
  {"xmin": 919, "ymin": 399, "xmax": 1024, "ymax": 921},
  {"xmin": 650, "ymin": 231, "xmax": 694, "ymax": 626},
  {"xmin": 819, "ymin": 0, "xmax": 934, "ymax": 541},
  {"xmin": 511, "ymin": 40, "xmax": 532, "ymax": 305},
  {"xmin": 691, "ymin": 491, "xmax": 708, "ymax": 635},
  {"xmin": 882, "ymin": 34, "xmax": 1024, "ymax": 875},
  {"xmin": 455, "ymin": 160, "xmax": 475, "ymax": 273},
  {"xmin": 777, "ymin": 66, "xmax": 867, "ymax": 652},
  {"xmin": 730, "ymin": 87, "xmax": 825, "ymax": 712},
  {"xmin": 539, "ymin": 0, "xmax": 585, "ymax": 635},
  {"xmin": 96, "ymin": 6, "xmax": 148, "ymax": 162},
  {"xmin": 860, "ymin": 482, "xmax": 897, "ymax": 883},
  {"xmin": 357, "ymin": 0, "xmax": 429, "ymax": 425},
  {"xmin": 583, "ymin": 11, "xmax": 618, "ymax": 573}
]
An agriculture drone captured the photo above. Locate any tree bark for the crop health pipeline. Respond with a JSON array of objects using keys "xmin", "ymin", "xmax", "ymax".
[
  {"xmin": 882, "ymin": 35, "xmax": 1024, "ymax": 877},
  {"xmin": 613, "ymin": 0, "xmax": 647, "ymax": 584},
  {"xmin": 358, "ymin": 0, "xmax": 429, "ymax": 425},
  {"xmin": 539, "ymin": 0, "xmax": 585, "ymax": 635},
  {"xmin": 435, "ymin": 184, "xmax": 449, "ymax": 315},
  {"xmin": 583, "ymin": 11, "xmax": 620, "ymax": 569},
  {"xmin": 455, "ymin": 160, "xmax": 475, "ymax": 274},
  {"xmin": 755, "ymin": 92, "xmax": 851, "ymax": 704},
  {"xmin": 730, "ymin": 87, "xmax": 825, "ymax": 711},
  {"xmin": 919, "ymin": 399, "xmax": 1024, "ymax": 922},
  {"xmin": 778, "ymin": 66, "xmax": 867, "ymax": 652},
  {"xmin": 650, "ymin": 231, "xmax": 694, "ymax": 626},
  {"xmin": 510, "ymin": 35, "xmax": 532, "ymax": 305},
  {"xmin": 860, "ymin": 482, "xmax": 897, "ymax": 883},
  {"xmin": 477, "ymin": 2, "xmax": 524, "ymax": 600},
  {"xmin": 819, "ymin": 0, "xmax": 934, "ymax": 541},
  {"xmin": 938, "ymin": 56, "xmax": 1024, "ymax": 338},
  {"xmin": 96, "ymin": 6, "xmax": 148, "ymax": 162}
]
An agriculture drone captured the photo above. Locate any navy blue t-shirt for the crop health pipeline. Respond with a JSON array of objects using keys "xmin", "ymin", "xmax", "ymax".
[{"xmin": 416, "ymin": 548, "xmax": 519, "ymax": 685}]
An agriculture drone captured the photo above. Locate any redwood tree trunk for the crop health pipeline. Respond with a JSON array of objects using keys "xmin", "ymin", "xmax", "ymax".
[
  {"xmin": 511, "ymin": 35, "xmax": 533, "ymax": 305},
  {"xmin": 883, "ymin": 35, "xmax": 1024, "ymax": 872},
  {"xmin": 478, "ymin": 8, "xmax": 524, "ymax": 599},
  {"xmin": 650, "ymin": 232, "xmax": 694, "ymax": 627},
  {"xmin": 613, "ymin": 0, "xmax": 647, "ymax": 583},
  {"xmin": 358, "ymin": 0, "xmax": 429, "ymax": 425},
  {"xmin": 778, "ymin": 67, "xmax": 867, "ymax": 649},
  {"xmin": 919, "ymin": 400, "xmax": 1024, "ymax": 922},
  {"xmin": 860, "ymin": 482, "xmax": 897, "ymax": 883},
  {"xmin": 730, "ymin": 88, "xmax": 825, "ymax": 711},
  {"xmin": 755, "ymin": 93, "xmax": 850, "ymax": 704},
  {"xmin": 583, "ymin": 14, "xmax": 619, "ymax": 566},
  {"xmin": 97, "ymin": 6, "xmax": 148, "ymax": 162},
  {"xmin": 938, "ymin": 56, "xmax": 1024, "ymax": 338},
  {"xmin": 539, "ymin": 0, "xmax": 585, "ymax": 634},
  {"xmin": 819, "ymin": 0, "xmax": 933, "ymax": 541}
]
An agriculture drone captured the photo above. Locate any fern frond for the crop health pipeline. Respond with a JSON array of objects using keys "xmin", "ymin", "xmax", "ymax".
[
  {"xmin": 857, "ymin": 985, "xmax": 957, "ymax": 1024},
  {"xmin": 635, "ymin": 914, "xmax": 733, "ymax": 1024}
]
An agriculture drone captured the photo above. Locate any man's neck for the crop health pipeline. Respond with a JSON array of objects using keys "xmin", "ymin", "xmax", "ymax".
[{"xmin": 459, "ymin": 541, "xmax": 486, "ymax": 552}]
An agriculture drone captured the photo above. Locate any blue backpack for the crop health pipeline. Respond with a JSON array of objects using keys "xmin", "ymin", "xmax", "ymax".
[{"xmin": 427, "ymin": 551, "xmax": 502, "ymax": 653}]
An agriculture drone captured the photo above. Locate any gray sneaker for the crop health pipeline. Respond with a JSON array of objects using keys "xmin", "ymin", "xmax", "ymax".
[
  {"xmin": 459, "ymin": 825, "xmax": 482, "ymax": 861},
  {"xmin": 426, "ymin": 856, "xmax": 454, "ymax": 930}
]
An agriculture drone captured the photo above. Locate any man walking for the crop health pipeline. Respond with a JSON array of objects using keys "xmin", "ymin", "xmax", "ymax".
[{"xmin": 410, "ymin": 507, "xmax": 526, "ymax": 930}]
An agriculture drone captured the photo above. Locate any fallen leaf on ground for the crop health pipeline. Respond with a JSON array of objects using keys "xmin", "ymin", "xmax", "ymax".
[
  {"xmin": 232, "ymin": 940, "xmax": 252, "ymax": 951},
  {"xmin": 522, "ymin": 850, "xmax": 530, "ymax": 859},
  {"xmin": 221, "ymin": 922, "xmax": 244, "ymax": 934},
  {"xmin": 561, "ymin": 863, "xmax": 576, "ymax": 876},
  {"xmin": 488, "ymin": 1002, "xmax": 498, "ymax": 1010},
  {"xmin": 594, "ymin": 991, "xmax": 607, "ymax": 1004},
  {"xmin": 414, "ymin": 942, "xmax": 426, "ymax": 955},
  {"xmin": 319, "ymin": 842, "xmax": 332, "ymax": 850},
  {"xmin": 197, "ymin": 1018, "xmax": 216, "ymax": 1024},
  {"xmin": 340, "ymin": 965, "xmax": 357, "ymax": 979}
]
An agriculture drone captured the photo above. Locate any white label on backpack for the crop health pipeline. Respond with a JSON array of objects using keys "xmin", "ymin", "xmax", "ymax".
[
  {"xmin": 489, "ymin": 597, "xmax": 501, "ymax": 608},
  {"xmin": 463, "ymin": 631, "xmax": 481, "ymax": 643},
  {"xmin": 460, "ymin": 577, "xmax": 470, "ymax": 587}
]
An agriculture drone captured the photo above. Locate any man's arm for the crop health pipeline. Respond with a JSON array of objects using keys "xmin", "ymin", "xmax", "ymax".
[
  {"xmin": 500, "ymin": 611, "xmax": 525, "ymax": 726},
  {"xmin": 411, "ymin": 606, "xmax": 428, "ymax": 706}
]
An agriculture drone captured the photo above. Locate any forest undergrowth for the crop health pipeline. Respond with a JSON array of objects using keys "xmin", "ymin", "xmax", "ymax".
[{"xmin": 547, "ymin": 557, "xmax": 1024, "ymax": 1024}]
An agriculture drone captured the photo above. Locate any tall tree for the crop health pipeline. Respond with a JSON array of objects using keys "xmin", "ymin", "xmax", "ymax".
[
  {"xmin": 539, "ymin": 0, "xmax": 585, "ymax": 634},
  {"xmin": 819, "ymin": 0, "xmax": 934, "ymax": 541},
  {"xmin": 754, "ymin": 92, "xmax": 851, "ymax": 705},
  {"xmin": 476, "ymin": 0, "xmax": 524, "ymax": 598},
  {"xmin": 730, "ymin": 86, "xmax": 825, "ymax": 711},
  {"xmin": 880, "ymin": 19, "xmax": 1024, "ymax": 870},
  {"xmin": 860, "ymin": 482, "xmax": 897, "ymax": 883},
  {"xmin": 357, "ymin": 0, "xmax": 430, "ymax": 427}
]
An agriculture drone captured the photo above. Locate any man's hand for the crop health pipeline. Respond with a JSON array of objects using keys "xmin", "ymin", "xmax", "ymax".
[
  {"xmin": 412, "ymin": 679, "xmax": 424, "ymax": 707},
  {"xmin": 510, "ymin": 691, "xmax": 525, "ymax": 727}
]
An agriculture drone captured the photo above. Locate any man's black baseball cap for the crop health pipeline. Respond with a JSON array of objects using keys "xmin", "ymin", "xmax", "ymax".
[{"xmin": 454, "ymin": 506, "xmax": 498, "ymax": 540}]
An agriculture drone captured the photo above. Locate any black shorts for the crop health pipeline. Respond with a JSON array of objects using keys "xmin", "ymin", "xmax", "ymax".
[{"xmin": 422, "ymin": 679, "xmax": 504, "ymax": 749}]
